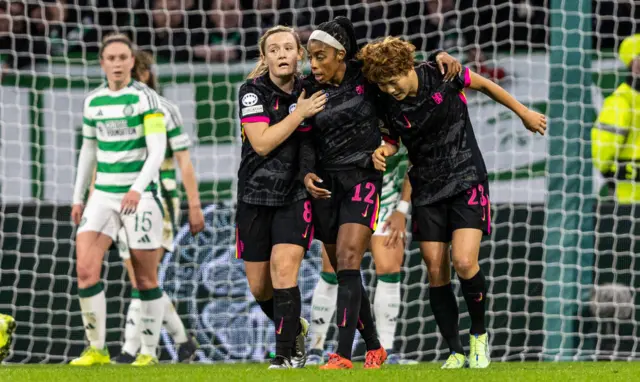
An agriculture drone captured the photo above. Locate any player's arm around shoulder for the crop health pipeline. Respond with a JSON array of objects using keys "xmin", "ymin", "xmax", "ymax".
[
  {"xmin": 372, "ymin": 141, "xmax": 399, "ymax": 172},
  {"xmin": 465, "ymin": 69, "xmax": 547, "ymax": 136}
]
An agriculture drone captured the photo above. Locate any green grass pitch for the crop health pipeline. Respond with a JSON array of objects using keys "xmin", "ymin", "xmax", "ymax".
[{"xmin": 2, "ymin": 362, "xmax": 639, "ymax": 382}]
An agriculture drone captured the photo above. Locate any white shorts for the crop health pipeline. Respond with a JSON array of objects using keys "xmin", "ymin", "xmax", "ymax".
[
  {"xmin": 372, "ymin": 204, "xmax": 412, "ymax": 238},
  {"xmin": 77, "ymin": 189, "xmax": 164, "ymax": 251},
  {"xmin": 117, "ymin": 196, "xmax": 180, "ymax": 259}
]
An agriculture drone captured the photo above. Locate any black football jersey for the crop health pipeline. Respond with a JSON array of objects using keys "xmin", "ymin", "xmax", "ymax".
[
  {"xmin": 302, "ymin": 61, "xmax": 382, "ymax": 180},
  {"xmin": 382, "ymin": 63, "xmax": 488, "ymax": 206},
  {"xmin": 236, "ymin": 74, "xmax": 309, "ymax": 206}
]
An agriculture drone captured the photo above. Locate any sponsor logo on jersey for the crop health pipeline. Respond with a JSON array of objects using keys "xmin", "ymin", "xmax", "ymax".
[
  {"xmin": 97, "ymin": 120, "xmax": 137, "ymax": 137},
  {"xmin": 242, "ymin": 93, "xmax": 259, "ymax": 106},
  {"xmin": 242, "ymin": 105, "xmax": 264, "ymax": 116}
]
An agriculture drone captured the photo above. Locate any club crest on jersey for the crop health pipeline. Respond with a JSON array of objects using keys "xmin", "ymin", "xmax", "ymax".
[
  {"xmin": 355, "ymin": 85, "xmax": 364, "ymax": 95},
  {"xmin": 242, "ymin": 93, "xmax": 258, "ymax": 106},
  {"xmin": 123, "ymin": 104, "xmax": 134, "ymax": 116},
  {"xmin": 432, "ymin": 92, "xmax": 443, "ymax": 104},
  {"xmin": 289, "ymin": 103, "xmax": 297, "ymax": 114}
]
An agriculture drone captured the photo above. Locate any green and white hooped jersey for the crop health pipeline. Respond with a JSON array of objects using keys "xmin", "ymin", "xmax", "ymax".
[
  {"xmin": 158, "ymin": 96, "xmax": 191, "ymax": 199},
  {"xmin": 380, "ymin": 145, "xmax": 409, "ymax": 209},
  {"xmin": 82, "ymin": 80, "xmax": 162, "ymax": 194}
]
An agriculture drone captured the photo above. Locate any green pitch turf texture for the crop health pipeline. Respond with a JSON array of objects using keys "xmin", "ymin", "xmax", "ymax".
[{"xmin": 1, "ymin": 362, "xmax": 638, "ymax": 382}]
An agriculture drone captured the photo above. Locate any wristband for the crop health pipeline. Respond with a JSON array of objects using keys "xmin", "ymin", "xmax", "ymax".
[{"xmin": 396, "ymin": 200, "xmax": 410, "ymax": 215}]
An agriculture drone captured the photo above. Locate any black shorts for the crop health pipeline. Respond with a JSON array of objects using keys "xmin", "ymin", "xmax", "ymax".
[
  {"xmin": 235, "ymin": 199, "xmax": 314, "ymax": 262},
  {"xmin": 412, "ymin": 181, "xmax": 491, "ymax": 243},
  {"xmin": 312, "ymin": 171, "xmax": 382, "ymax": 245}
]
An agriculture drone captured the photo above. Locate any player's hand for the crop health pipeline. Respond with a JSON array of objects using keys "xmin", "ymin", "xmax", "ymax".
[
  {"xmin": 521, "ymin": 109, "xmax": 547, "ymax": 136},
  {"xmin": 383, "ymin": 211, "xmax": 407, "ymax": 248},
  {"xmin": 71, "ymin": 204, "xmax": 84, "ymax": 226},
  {"xmin": 120, "ymin": 190, "xmax": 141, "ymax": 215},
  {"xmin": 294, "ymin": 89, "xmax": 327, "ymax": 119},
  {"xmin": 436, "ymin": 51, "xmax": 462, "ymax": 82},
  {"xmin": 372, "ymin": 145, "xmax": 396, "ymax": 172},
  {"xmin": 304, "ymin": 173, "xmax": 331, "ymax": 199},
  {"xmin": 188, "ymin": 205, "xmax": 205, "ymax": 235}
]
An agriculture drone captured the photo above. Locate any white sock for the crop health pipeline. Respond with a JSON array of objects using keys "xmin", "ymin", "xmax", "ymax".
[
  {"xmin": 309, "ymin": 274, "xmax": 338, "ymax": 351},
  {"xmin": 139, "ymin": 288, "xmax": 165, "ymax": 357},
  {"xmin": 121, "ymin": 298, "xmax": 141, "ymax": 356},
  {"xmin": 162, "ymin": 292, "xmax": 187, "ymax": 344},
  {"xmin": 374, "ymin": 278, "xmax": 401, "ymax": 350},
  {"xmin": 78, "ymin": 285, "xmax": 106, "ymax": 350}
]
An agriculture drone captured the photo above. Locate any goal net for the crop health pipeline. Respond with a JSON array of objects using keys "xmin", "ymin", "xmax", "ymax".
[{"xmin": 0, "ymin": 0, "xmax": 637, "ymax": 363}]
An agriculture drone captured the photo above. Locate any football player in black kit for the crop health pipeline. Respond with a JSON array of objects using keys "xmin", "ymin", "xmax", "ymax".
[
  {"xmin": 236, "ymin": 25, "xmax": 327, "ymax": 369},
  {"xmin": 358, "ymin": 37, "xmax": 546, "ymax": 369},
  {"xmin": 299, "ymin": 16, "xmax": 388, "ymax": 369}
]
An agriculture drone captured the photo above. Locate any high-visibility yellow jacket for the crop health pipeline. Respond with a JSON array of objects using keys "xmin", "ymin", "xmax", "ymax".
[{"xmin": 592, "ymin": 34, "xmax": 640, "ymax": 203}]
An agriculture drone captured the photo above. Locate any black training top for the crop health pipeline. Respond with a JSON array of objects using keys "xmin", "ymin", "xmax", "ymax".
[
  {"xmin": 237, "ymin": 74, "xmax": 310, "ymax": 206},
  {"xmin": 381, "ymin": 62, "xmax": 488, "ymax": 206}
]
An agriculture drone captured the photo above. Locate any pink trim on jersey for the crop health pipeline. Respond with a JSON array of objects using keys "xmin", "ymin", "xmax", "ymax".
[
  {"xmin": 459, "ymin": 91, "xmax": 468, "ymax": 105},
  {"xmin": 297, "ymin": 126, "xmax": 312, "ymax": 132},
  {"xmin": 241, "ymin": 116, "xmax": 270, "ymax": 125},
  {"xmin": 464, "ymin": 67, "xmax": 471, "ymax": 88}
]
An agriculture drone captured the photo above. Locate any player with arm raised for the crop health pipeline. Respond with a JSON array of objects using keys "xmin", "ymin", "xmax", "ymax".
[
  {"xmin": 69, "ymin": 34, "xmax": 167, "ymax": 366},
  {"xmin": 236, "ymin": 25, "xmax": 327, "ymax": 369},
  {"xmin": 359, "ymin": 37, "xmax": 546, "ymax": 369},
  {"xmin": 111, "ymin": 50, "xmax": 204, "ymax": 364}
]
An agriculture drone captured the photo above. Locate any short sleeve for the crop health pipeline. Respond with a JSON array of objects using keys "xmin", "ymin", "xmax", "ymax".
[
  {"xmin": 238, "ymin": 83, "xmax": 270, "ymax": 125},
  {"xmin": 453, "ymin": 66, "xmax": 471, "ymax": 91},
  {"xmin": 163, "ymin": 102, "xmax": 191, "ymax": 152},
  {"xmin": 82, "ymin": 96, "xmax": 96, "ymax": 140}
]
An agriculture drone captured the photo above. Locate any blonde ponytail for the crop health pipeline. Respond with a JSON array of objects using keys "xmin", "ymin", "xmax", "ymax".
[{"xmin": 247, "ymin": 57, "xmax": 269, "ymax": 79}]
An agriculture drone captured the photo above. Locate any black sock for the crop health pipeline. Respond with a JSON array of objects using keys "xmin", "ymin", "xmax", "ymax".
[
  {"xmin": 257, "ymin": 298, "xmax": 275, "ymax": 322},
  {"xmin": 336, "ymin": 269, "xmax": 362, "ymax": 360},
  {"xmin": 357, "ymin": 284, "xmax": 381, "ymax": 351},
  {"xmin": 273, "ymin": 287, "xmax": 301, "ymax": 360},
  {"xmin": 459, "ymin": 270, "xmax": 487, "ymax": 335},
  {"xmin": 430, "ymin": 284, "xmax": 464, "ymax": 355}
]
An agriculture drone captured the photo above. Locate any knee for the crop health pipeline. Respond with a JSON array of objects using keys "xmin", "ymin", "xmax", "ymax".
[
  {"xmin": 376, "ymin": 261, "xmax": 401, "ymax": 275},
  {"xmin": 135, "ymin": 274, "xmax": 158, "ymax": 291},
  {"xmin": 427, "ymin": 268, "xmax": 450, "ymax": 287},
  {"xmin": 76, "ymin": 263, "xmax": 99, "ymax": 288},
  {"xmin": 271, "ymin": 261, "xmax": 297, "ymax": 285},
  {"xmin": 336, "ymin": 245, "xmax": 361, "ymax": 270},
  {"xmin": 249, "ymin": 283, "xmax": 272, "ymax": 301},
  {"xmin": 452, "ymin": 257, "xmax": 479, "ymax": 279}
]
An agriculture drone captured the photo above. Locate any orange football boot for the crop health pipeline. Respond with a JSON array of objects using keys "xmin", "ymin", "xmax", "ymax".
[
  {"xmin": 364, "ymin": 348, "xmax": 387, "ymax": 369},
  {"xmin": 320, "ymin": 353, "xmax": 353, "ymax": 369}
]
